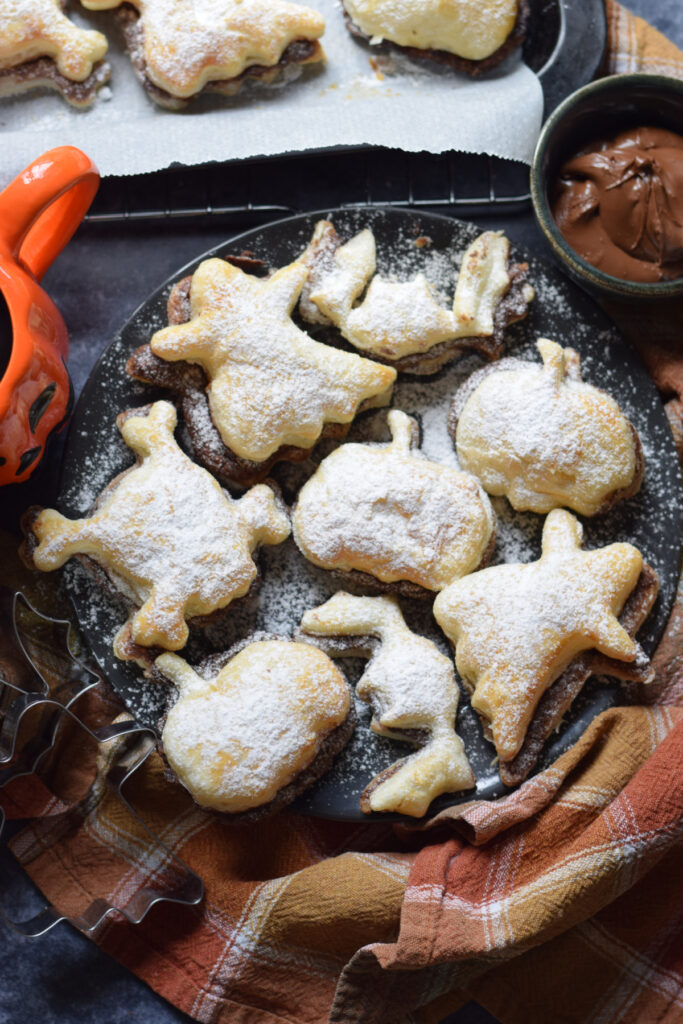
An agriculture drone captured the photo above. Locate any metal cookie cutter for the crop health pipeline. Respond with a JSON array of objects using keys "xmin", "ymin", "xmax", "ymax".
[{"xmin": 0, "ymin": 590, "xmax": 203, "ymax": 937}]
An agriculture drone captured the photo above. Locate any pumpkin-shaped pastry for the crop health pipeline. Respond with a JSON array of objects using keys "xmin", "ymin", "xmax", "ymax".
[
  {"xmin": 293, "ymin": 409, "xmax": 495, "ymax": 596},
  {"xmin": 155, "ymin": 637, "xmax": 354, "ymax": 818},
  {"xmin": 451, "ymin": 338, "xmax": 644, "ymax": 516}
]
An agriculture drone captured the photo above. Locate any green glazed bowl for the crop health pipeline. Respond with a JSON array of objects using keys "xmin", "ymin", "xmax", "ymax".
[{"xmin": 530, "ymin": 73, "xmax": 683, "ymax": 302}]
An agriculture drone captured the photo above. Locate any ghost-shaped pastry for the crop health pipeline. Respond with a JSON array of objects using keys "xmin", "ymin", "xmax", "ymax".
[
  {"xmin": 148, "ymin": 256, "xmax": 396, "ymax": 464},
  {"xmin": 24, "ymin": 401, "xmax": 290, "ymax": 656},
  {"xmin": 156, "ymin": 640, "xmax": 352, "ymax": 815},
  {"xmin": 2, "ymin": 0, "xmax": 107, "ymax": 78},
  {"xmin": 293, "ymin": 409, "xmax": 495, "ymax": 593},
  {"xmin": 300, "ymin": 593, "xmax": 475, "ymax": 817},
  {"xmin": 81, "ymin": 0, "xmax": 325, "ymax": 103},
  {"xmin": 433, "ymin": 509, "xmax": 653, "ymax": 763},
  {"xmin": 452, "ymin": 338, "xmax": 643, "ymax": 516}
]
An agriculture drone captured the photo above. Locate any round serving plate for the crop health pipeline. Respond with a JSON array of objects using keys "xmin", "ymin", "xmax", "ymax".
[{"xmin": 57, "ymin": 207, "xmax": 683, "ymax": 821}]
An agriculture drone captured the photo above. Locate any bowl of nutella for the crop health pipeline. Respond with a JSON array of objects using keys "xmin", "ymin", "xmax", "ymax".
[{"xmin": 530, "ymin": 74, "xmax": 683, "ymax": 301}]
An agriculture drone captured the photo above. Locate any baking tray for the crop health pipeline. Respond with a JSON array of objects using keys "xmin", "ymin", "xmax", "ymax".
[
  {"xmin": 82, "ymin": 0, "xmax": 607, "ymax": 223},
  {"xmin": 54, "ymin": 206, "xmax": 683, "ymax": 821}
]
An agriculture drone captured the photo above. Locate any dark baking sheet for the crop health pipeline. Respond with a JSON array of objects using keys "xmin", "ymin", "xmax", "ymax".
[
  {"xmin": 56, "ymin": 207, "xmax": 682, "ymax": 821},
  {"xmin": 85, "ymin": 0, "xmax": 607, "ymax": 224}
]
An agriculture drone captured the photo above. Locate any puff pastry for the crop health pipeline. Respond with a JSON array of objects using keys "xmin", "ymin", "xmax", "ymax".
[
  {"xmin": 451, "ymin": 338, "xmax": 644, "ymax": 516},
  {"xmin": 299, "ymin": 593, "xmax": 475, "ymax": 816},
  {"xmin": 343, "ymin": 0, "xmax": 527, "ymax": 76},
  {"xmin": 81, "ymin": 0, "xmax": 325, "ymax": 108},
  {"xmin": 293, "ymin": 408, "xmax": 495, "ymax": 594},
  {"xmin": 156, "ymin": 638, "xmax": 353, "ymax": 817},
  {"xmin": 433, "ymin": 509, "xmax": 655, "ymax": 766},
  {"xmin": 127, "ymin": 254, "xmax": 395, "ymax": 486},
  {"xmin": 0, "ymin": 0, "xmax": 109, "ymax": 106},
  {"xmin": 21, "ymin": 401, "xmax": 290, "ymax": 659},
  {"xmin": 300, "ymin": 221, "xmax": 534, "ymax": 374}
]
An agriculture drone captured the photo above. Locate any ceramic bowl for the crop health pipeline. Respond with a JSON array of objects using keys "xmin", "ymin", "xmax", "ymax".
[{"xmin": 530, "ymin": 73, "xmax": 683, "ymax": 302}]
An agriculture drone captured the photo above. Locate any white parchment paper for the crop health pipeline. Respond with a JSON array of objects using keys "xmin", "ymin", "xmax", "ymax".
[{"xmin": 0, "ymin": 2, "xmax": 544, "ymax": 184}]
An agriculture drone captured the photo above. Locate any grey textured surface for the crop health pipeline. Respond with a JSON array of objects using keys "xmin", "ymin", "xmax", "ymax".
[{"xmin": 1, "ymin": 2, "xmax": 681, "ymax": 1022}]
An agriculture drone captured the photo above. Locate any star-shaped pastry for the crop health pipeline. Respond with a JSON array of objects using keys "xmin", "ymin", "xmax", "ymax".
[
  {"xmin": 299, "ymin": 221, "xmax": 533, "ymax": 370},
  {"xmin": 149, "ymin": 257, "xmax": 396, "ymax": 464},
  {"xmin": 24, "ymin": 401, "xmax": 290, "ymax": 656},
  {"xmin": 300, "ymin": 593, "xmax": 475, "ymax": 817},
  {"xmin": 2, "ymin": 0, "xmax": 108, "ymax": 86},
  {"xmin": 433, "ymin": 509, "xmax": 647, "ymax": 762},
  {"xmin": 81, "ymin": 0, "xmax": 325, "ymax": 102}
]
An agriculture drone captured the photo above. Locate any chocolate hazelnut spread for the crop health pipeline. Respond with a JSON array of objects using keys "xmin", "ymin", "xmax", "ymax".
[{"xmin": 551, "ymin": 127, "xmax": 683, "ymax": 283}]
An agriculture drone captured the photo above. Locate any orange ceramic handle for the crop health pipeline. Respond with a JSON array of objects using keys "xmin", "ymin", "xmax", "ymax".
[{"xmin": 0, "ymin": 146, "xmax": 99, "ymax": 282}]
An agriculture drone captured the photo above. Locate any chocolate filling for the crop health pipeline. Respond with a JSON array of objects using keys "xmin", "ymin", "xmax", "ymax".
[
  {"xmin": 0, "ymin": 56, "xmax": 109, "ymax": 107},
  {"xmin": 312, "ymin": 526, "xmax": 497, "ymax": 602}
]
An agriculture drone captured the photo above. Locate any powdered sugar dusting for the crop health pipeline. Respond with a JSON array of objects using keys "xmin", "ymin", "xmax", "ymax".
[
  {"xmin": 158, "ymin": 641, "xmax": 349, "ymax": 812},
  {"xmin": 107, "ymin": 0, "xmax": 324, "ymax": 95},
  {"xmin": 292, "ymin": 409, "xmax": 495, "ymax": 589},
  {"xmin": 434, "ymin": 509, "xmax": 645, "ymax": 760},
  {"xmin": 456, "ymin": 339, "xmax": 640, "ymax": 516},
  {"xmin": 1, "ymin": 0, "xmax": 106, "ymax": 79},
  {"xmin": 57, "ymin": 209, "xmax": 683, "ymax": 818}
]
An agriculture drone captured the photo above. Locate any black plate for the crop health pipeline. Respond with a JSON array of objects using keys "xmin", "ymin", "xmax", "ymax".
[{"xmin": 57, "ymin": 207, "xmax": 683, "ymax": 821}]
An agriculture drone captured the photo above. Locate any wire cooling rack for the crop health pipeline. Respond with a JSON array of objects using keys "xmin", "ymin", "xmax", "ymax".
[
  {"xmin": 85, "ymin": 149, "xmax": 532, "ymax": 224},
  {"xmin": 82, "ymin": 0, "xmax": 606, "ymax": 225}
]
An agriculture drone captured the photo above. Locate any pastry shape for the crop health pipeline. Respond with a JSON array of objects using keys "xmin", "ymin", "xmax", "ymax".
[
  {"xmin": 81, "ymin": 0, "xmax": 325, "ymax": 108},
  {"xmin": 498, "ymin": 556, "xmax": 658, "ymax": 787},
  {"xmin": 299, "ymin": 593, "xmax": 475, "ymax": 816},
  {"xmin": 0, "ymin": 0, "xmax": 109, "ymax": 106},
  {"xmin": 293, "ymin": 409, "xmax": 495, "ymax": 594},
  {"xmin": 300, "ymin": 221, "xmax": 534, "ymax": 374},
  {"xmin": 433, "ymin": 509, "xmax": 654, "ymax": 764},
  {"xmin": 22, "ymin": 401, "xmax": 290, "ymax": 657},
  {"xmin": 156, "ymin": 639, "xmax": 352, "ymax": 816},
  {"xmin": 451, "ymin": 338, "xmax": 644, "ymax": 516},
  {"xmin": 342, "ymin": 0, "xmax": 527, "ymax": 76},
  {"xmin": 133, "ymin": 254, "xmax": 395, "ymax": 473}
]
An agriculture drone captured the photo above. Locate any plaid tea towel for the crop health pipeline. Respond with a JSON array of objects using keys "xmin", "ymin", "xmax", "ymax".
[{"xmin": 2, "ymin": 5, "xmax": 683, "ymax": 1023}]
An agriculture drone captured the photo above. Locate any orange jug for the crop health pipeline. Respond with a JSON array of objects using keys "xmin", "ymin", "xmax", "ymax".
[{"xmin": 0, "ymin": 147, "xmax": 99, "ymax": 486}]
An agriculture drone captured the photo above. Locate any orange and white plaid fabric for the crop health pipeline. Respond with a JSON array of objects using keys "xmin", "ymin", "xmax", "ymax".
[
  {"xmin": 2, "ymin": 6, "xmax": 683, "ymax": 1023},
  {"xmin": 604, "ymin": 0, "xmax": 683, "ymax": 79}
]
